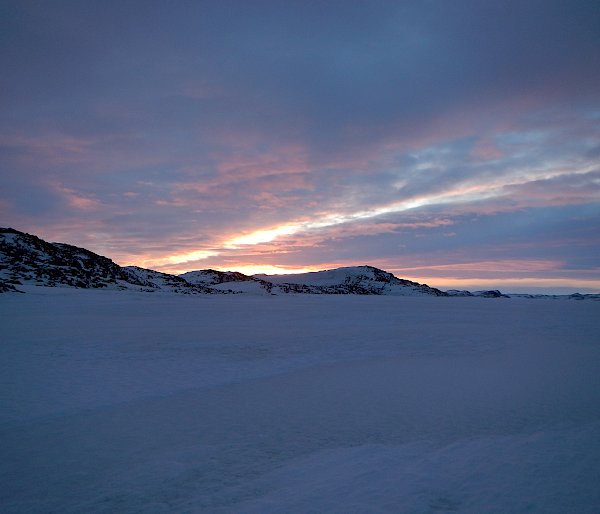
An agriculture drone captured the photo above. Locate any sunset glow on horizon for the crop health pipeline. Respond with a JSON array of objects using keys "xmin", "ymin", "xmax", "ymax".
[{"xmin": 2, "ymin": 1, "xmax": 599, "ymax": 293}]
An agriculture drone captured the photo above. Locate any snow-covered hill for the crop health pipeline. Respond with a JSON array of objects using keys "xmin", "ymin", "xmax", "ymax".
[
  {"xmin": 261, "ymin": 265, "xmax": 448, "ymax": 296},
  {"xmin": 121, "ymin": 266, "xmax": 215, "ymax": 294},
  {"xmin": 182, "ymin": 269, "xmax": 255, "ymax": 286},
  {"xmin": 0, "ymin": 228, "xmax": 213, "ymax": 294},
  {"xmin": 447, "ymin": 289, "xmax": 510, "ymax": 298},
  {"xmin": 0, "ymin": 227, "xmax": 130, "ymax": 290},
  {"xmin": 182, "ymin": 265, "xmax": 447, "ymax": 296},
  {"xmin": 4, "ymin": 227, "xmax": 595, "ymax": 299},
  {"xmin": 1, "ymin": 228, "xmax": 446, "ymax": 296}
]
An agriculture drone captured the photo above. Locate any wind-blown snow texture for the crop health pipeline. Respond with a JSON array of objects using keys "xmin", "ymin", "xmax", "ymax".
[{"xmin": 1, "ymin": 288, "xmax": 600, "ymax": 513}]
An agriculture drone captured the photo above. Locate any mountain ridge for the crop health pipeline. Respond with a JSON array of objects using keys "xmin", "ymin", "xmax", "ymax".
[
  {"xmin": 0, "ymin": 227, "xmax": 215, "ymax": 294},
  {"xmin": 182, "ymin": 266, "xmax": 448, "ymax": 296},
  {"xmin": 2, "ymin": 227, "xmax": 597, "ymax": 299},
  {"xmin": 0, "ymin": 227, "xmax": 447, "ymax": 296}
]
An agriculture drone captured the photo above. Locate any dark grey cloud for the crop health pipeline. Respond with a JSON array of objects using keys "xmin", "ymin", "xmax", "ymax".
[{"xmin": 3, "ymin": 1, "xmax": 599, "ymax": 139}]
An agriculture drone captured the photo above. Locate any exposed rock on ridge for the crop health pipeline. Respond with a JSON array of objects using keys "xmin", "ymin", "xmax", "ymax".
[
  {"xmin": 0, "ymin": 228, "xmax": 214, "ymax": 294},
  {"xmin": 1, "ymin": 228, "xmax": 129, "ymax": 289}
]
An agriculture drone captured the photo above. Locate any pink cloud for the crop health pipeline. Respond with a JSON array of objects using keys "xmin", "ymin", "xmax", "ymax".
[
  {"xmin": 470, "ymin": 136, "xmax": 505, "ymax": 161},
  {"xmin": 214, "ymin": 143, "xmax": 310, "ymax": 177},
  {"xmin": 50, "ymin": 184, "xmax": 104, "ymax": 211},
  {"xmin": 408, "ymin": 276, "xmax": 600, "ymax": 293},
  {"xmin": 0, "ymin": 132, "xmax": 94, "ymax": 168},
  {"xmin": 500, "ymin": 171, "xmax": 600, "ymax": 207},
  {"xmin": 394, "ymin": 259, "xmax": 564, "ymax": 274}
]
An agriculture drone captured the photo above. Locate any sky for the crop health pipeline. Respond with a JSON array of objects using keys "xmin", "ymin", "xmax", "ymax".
[{"xmin": 1, "ymin": 0, "xmax": 600, "ymax": 293}]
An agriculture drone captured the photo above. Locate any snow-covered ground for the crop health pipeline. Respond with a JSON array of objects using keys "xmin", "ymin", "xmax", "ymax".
[{"xmin": 1, "ymin": 288, "xmax": 600, "ymax": 513}]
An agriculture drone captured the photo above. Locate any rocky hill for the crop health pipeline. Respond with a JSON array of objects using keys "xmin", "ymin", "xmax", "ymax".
[
  {"xmin": 0, "ymin": 228, "xmax": 213, "ymax": 294},
  {"xmin": 2, "ymin": 228, "xmax": 445, "ymax": 296}
]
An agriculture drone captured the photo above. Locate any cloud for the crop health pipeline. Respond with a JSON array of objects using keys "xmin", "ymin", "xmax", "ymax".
[
  {"xmin": 1, "ymin": 0, "xmax": 599, "ymax": 292},
  {"xmin": 500, "ymin": 170, "xmax": 600, "ymax": 206}
]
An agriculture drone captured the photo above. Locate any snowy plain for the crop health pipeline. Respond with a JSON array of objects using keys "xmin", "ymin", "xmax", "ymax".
[{"xmin": 1, "ymin": 288, "xmax": 600, "ymax": 513}]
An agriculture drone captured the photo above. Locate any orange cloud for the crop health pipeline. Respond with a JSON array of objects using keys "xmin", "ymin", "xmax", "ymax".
[{"xmin": 470, "ymin": 136, "xmax": 505, "ymax": 161}]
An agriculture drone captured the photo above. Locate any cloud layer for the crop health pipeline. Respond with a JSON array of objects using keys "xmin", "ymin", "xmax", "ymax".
[{"xmin": 2, "ymin": 0, "xmax": 599, "ymax": 292}]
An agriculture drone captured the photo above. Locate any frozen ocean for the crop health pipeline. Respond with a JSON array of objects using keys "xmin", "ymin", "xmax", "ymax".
[{"xmin": 1, "ymin": 288, "xmax": 599, "ymax": 513}]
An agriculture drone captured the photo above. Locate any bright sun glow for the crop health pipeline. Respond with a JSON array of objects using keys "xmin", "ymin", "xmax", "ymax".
[
  {"xmin": 219, "ymin": 185, "xmax": 493, "ymax": 253},
  {"xmin": 144, "ymin": 165, "xmax": 598, "ymax": 274},
  {"xmin": 225, "ymin": 225, "xmax": 301, "ymax": 247},
  {"xmin": 139, "ymin": 182, "xmax": 505, "ymax": 272},
  {"xmin": 144, "ymin": 249, "xmax": 219, "ymax": 267},
  {"xmin": 214, "ymin": 264, "xmax": 318, "ymax": 276}
]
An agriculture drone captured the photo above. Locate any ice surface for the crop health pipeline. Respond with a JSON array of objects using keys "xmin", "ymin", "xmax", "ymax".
[{"xmin": 1, "ymin": 288, "xmax": 599, "ymax": 513}]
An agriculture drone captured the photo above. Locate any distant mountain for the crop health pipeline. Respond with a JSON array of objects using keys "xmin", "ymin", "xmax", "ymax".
[{"xmin": 446, "ymin": 289, "xmax": 510, "ymax": 298}]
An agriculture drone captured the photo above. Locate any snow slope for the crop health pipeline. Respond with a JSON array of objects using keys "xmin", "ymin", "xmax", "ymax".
[
  {"xmin": 122, "ymin": 266, "xmax": 215, "ymax": 294},
  {"xmin": 182, "ymin": 265, "xmax": 448, "ymax": 296},
  {"xmin": 1, "ymin": 289, "xmax": 600, "ymax": 513},
  {"xmin": 181, "ymin": 269, "xmax": 255, "ymax": 286},
  {"xmin": 260, "ymin": 265, "xmax": 447, "ymax": 295},
  {"xmin": 181, "ymin": 269, "xmax": 275, "ymax": 295}
]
